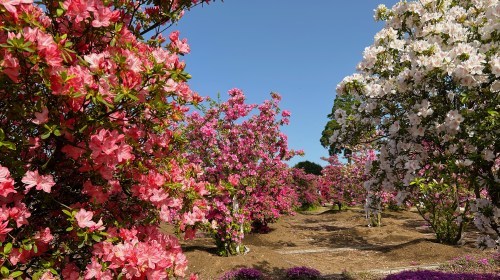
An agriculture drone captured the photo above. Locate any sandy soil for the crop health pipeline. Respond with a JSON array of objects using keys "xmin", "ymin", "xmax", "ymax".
[{"xmin": 179, "ymin": 207, "xmax": 493, "ymax": 279}]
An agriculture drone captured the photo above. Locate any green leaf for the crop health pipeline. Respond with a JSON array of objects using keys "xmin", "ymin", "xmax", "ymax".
[
  {"xmin": 487, "ymin": 110, "xmax": 498, "ymax": 117},
  {"xmin": 62, "ymin": 209, "xmax": 72, "ymax": 216},
  {"xmin": 3, "ymin": 243, "xmax": 12, "ymax": 254},
  {"xmin": 24, "ymin": 243, "xmax": 32, "ymax": 251},
  {"xmin": 53, "ymin": 129, "xmax": 62, "ymax": 137},
  {"xmin": 1, "ymin": 266, "xmax": 9, "ymax": 277},
  {"xmin": 56, "ymin": 8, "xmax": 64, "ymax": 17},
  {"xmin": 114, "ymin": 93, "xmax": 125, "ymax": 103},
  {"xmin": 0, "ymin": 128, "xmax": 4, "ymax": 140},
  {"xmin": 0, "ymin": 141, "xmax": 16, "ymax": 150},
  {"xmin": 96, "ymin": 94, "xmax": 114, "ymax": 108},
  {"xmin": 91, "ymin": 234, "xmax": 102, "ymax": 242},
  {"xmin": 115, "ymin": 23, "xmax": 123, "ymax": 32},
  {"xmin": 66, "ymin": 226, "xmax": 73, "ymax": 232},
  {"xmin": 33, "ymin": 244, "xmax": 38, "ymax": 254},
  {"xmin": 126, "ymin": 93, "xmax": 139, "ymax": 101},
  {"xmin": 41, "ymin": 131, "xmax": 51, "ymax": 140},
  {"xmin": 9, "ymin": 271, "xmax": 23, "ymax": 278}
]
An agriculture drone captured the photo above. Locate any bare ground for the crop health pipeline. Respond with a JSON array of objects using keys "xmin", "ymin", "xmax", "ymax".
[{"xmin": 179, "ymin": 207, "xmax": 495, "ymax": 279}]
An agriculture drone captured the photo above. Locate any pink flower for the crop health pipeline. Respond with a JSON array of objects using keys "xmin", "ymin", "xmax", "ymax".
[
  {"xmin": 85, "ymin": 258, "xmax": 112, "ymax": 279},
  {"xmin": 34, "ymin": 227, "xmax": 53, "ymax": 243},
  {"xmin": 0, "ymin": 221, "xmax": 13, "ymax": 242},
  {"xmin": 0, "ymin": 165, "xmax": 16, "ymax": 197},
  {"xmin": 228, "ymin": 174, "xmax": 240, "ymax": 186},
  {"xmin": 32, "ymin": 107, "xmax": 49, "ymax": 124},
  {"xmin": 61, "ymin": 144, "xmax": 86, "ymax": 160},
  {"xmin": 1, "ymin": 51, "xmax": 20, "ymax": 82},
  {"xmin": 75, "ymin": 208, "xmax": 104, "ymax": 231},
  {"xmin": 22, "ymin": 170, "xmax": 55, "ymax": 193},
  {"xmin": 62, "ymin": 262, "xmax": 81, "ymax": 280},
  {"xmin": 9, "ymin": 202, "xmax": 31, "ymax": 227},
  {"xmin": 36, "ymin": 31, "xmax": 63, "ymax": 67},
  {"xmin": 169, "ymin": 31, "xmax": 190, "ymax": 54},
  {"xmin": 0, "ymin": 0, "xmax": 33, "ymax": 15},
  {"xmin": 40, "ymin": 271, "xmax": 57, "ymax": 280}
]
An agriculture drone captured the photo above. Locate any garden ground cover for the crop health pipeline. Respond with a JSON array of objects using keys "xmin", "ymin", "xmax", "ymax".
[{"xmin": 176, "ymin": 207, "xmax": 496, "ymax": 279}]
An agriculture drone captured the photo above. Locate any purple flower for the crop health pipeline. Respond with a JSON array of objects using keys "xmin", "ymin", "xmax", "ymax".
[
  {"xmin": 384, "ymin": 270, "xmax": 500, "ymax": 280},
  {"xmin": 219, "ymin": 268, "xmax": 264, "ymax": 280},
  {"xmin": 285, "ymin": 266, "xmax": 322, "ymax": 280}
]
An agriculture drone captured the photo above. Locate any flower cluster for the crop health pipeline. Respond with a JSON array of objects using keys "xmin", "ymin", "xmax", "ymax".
[
  {"xmin": 184, "ymin": 89, "xmax": 300, "ymax": 255},
  {"xmin": 284, "ymin": 266, "xmax": 322, "ymax": 280},
  {"xmin": 328, "ymin": 0, "xmax": 499, "ymax": 246},
  {"xmin": 384, "ymin": 270, "xmax": 500, "ymax": 280},
  {"xmin": 0, "ymin": 0, "xmax": 215, "ymax": 277},
  {"xmin": 291, "ymin": 168, "xmax": 323, "ymax": 209},
  {"xmin": 441, "ymin": 253, "xmax": 500, "ymax": 274},
  {"xmin": 219, "ymin": 268, "xmax": 264, "ymax": 280},
  {"xmin": 319, "ymin": 150, "xmax": 380, "ymax": 210}
]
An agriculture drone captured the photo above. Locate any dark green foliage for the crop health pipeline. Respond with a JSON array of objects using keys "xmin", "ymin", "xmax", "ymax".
[{"xmin": 294, "ymin": 161, "xmax": 323, "ymax": 175}]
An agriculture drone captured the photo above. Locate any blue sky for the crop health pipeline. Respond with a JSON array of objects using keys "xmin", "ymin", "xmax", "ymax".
[{"xmin": 173, "ymin": 0, "xmax": 400, "ymax": 166}]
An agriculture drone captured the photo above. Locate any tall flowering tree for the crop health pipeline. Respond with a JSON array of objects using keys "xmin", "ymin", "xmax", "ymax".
[
  {"xmin": 291, "ymin": 168, "xmax": 323, "ymax": 210},
  {"xmin": 319, "ymin": 151, "xmax": 377, "ymax": 212},
  {"xmin": 0, "ymin": 0, "xmax": 215, "ymax": 278},
  {"xmin": 184, "ymin": 89, "xmax": 300, "ymax": 256},
  {"xmin": 329, "ymin": 0, "xmax": 499, "ymax": 246}
]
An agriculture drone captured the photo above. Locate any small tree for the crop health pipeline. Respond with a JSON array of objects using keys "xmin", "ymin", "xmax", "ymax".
[
  {"xmin": 291, "ymin": 168, "xmax": 322, "ymax": 210},
  {"xmin": 184, "ymin": 89, "xmax": 300, "ymax": 255}
]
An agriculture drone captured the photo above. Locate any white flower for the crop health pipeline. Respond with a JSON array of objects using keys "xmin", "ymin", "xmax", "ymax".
[
  {"xmin": 491, "ymin": 80, "xmax": 500, "ymax": 92},
  {"xmin": 490, "ymin": 55, "xmax": 500, "ymax": 77},
  {"xmin": 445, "ymin": 110, "xmax": 464, "ymax": 131},
  {"xmin": 329, "ymin": 130, "xmax": 339, "ymax": 145},
  {"xmin": 389, "ymin": 121, "xmax": 400, "ymax": 135},
  {"xmin": 417, "ymin": 99, "xmax": 434, "ymax": 117},
  {"xmin": 408, "ymin": 113, "xmax": 421, "ymax": 126},
  {"xmin": 482, "ymin": 149, "xmax": 495, "ymax": 162},
  {"xmin": 410, "ymin": 126, "xmax": 425, "ymax": 137},
  {"xmin": 404, "ymin": 160, "xmax": 420, "ymax": 172}
]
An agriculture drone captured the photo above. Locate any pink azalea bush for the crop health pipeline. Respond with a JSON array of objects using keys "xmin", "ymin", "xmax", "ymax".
[
  {"xmin": 184, "ymin": 89, "xmax": 300, "ymax": 255},
  {"xmin": 319, "ymin": 150, "xmax": 383, "ymax": 211},
  {"xmin": 290, "ymin": 168, "xmax": 323, "ymax": 210},
  {"xmin": 0, "ymin": 0, "xmax": 216, "ymax": 277}
]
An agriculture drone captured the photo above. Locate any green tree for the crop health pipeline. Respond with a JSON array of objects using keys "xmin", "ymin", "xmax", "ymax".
[{"xmin": 294, "ymin": 160, "xmax": 323, "ymax": 175}]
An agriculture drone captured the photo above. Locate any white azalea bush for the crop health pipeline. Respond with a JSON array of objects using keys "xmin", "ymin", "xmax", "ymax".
[{"xmin": 330, "ymin": 0, "xmax": 499, "ymax": 246}]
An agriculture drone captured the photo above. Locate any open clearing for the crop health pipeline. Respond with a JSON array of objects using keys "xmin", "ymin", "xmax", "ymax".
[{"xmin": 180, "ymin": 207, "xmax": 495, "ymax": 279}]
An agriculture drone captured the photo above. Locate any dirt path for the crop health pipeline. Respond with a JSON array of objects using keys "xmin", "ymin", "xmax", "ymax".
[{"xmin": 181, "ymin": 208, "xmax": 492, "ymax": 279}]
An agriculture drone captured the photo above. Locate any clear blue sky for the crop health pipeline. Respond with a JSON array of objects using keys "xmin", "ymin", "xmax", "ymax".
[{"xmin": 173, "ymin": 0, "xmax": 400, "ymax": 166}]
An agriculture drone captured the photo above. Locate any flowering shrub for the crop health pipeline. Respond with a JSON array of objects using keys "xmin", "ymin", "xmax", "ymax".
[
  {"xmin": 319, "ymin": 154, "xmax": 367, "ymax": 210},
  {"xmin": 328, "ymin": 0, "xmax": 499, "ymax": 245},
  {"xmin": 319, "ymin": 150, "xmax": 378, "ymax": 212},
  {"xmin": 0, "ymin": 0, "xmax": 216, "ymax": 277},
  {"xmin": 291, "ymin": 168, "xmax": 323, "ymax": 209},
  {"xmin": 219, "ymin": 268, "xmax": 264, "ymax": 280},
  {"xmin": 285, "ymin": 266, "xmax": 322, "ymax": 280},
  {"xmin": 185, "ymin": 90, "xmax": 300, "ymax": 255},
  {"xmin": 384, "ymin": 270, "xmax": 500, "ymax": 280},
  {"xmin": 410, "ymin": 176, "xmax": 473, "ymax": 244},
  {"xmin": 441, "ymin": 253, "xmax": 500, "ymax": 274}
]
